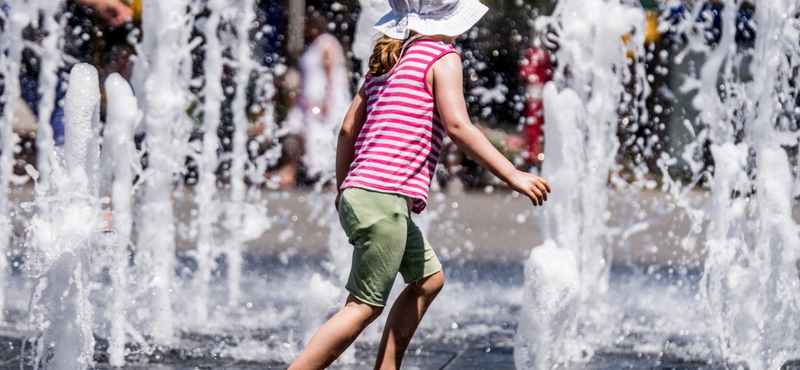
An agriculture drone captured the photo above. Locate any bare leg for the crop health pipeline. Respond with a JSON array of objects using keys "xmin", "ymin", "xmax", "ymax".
[
  {"xmin": 374, "ymin": 270, "xmax": 445, "ymax": 370},
  {"xmin": 289, "ymin": 294, "xmax": 383, "ymax": 370},
  {"xmin": 269, "ymin": 134, "xmax": 302, "ymax": 189}
]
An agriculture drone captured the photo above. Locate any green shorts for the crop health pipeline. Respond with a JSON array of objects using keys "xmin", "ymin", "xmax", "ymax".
[{"xmin": 338, "ymin": 187, "xmax": 442, "ymax": 307}]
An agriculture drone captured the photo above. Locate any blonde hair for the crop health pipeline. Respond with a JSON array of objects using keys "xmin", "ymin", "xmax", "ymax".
[{"xmin": 366, "ymin": 33, "xmax": 417, "ymax": 77}]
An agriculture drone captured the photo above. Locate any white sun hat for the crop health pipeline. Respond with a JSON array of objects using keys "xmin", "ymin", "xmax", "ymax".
[{"xmin": 375, "ymin": 0, "xmax": 489, "ymax": 40}]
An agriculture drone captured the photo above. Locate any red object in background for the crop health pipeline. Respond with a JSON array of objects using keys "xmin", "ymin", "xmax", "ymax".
[{"xmin": 518, "ymin": 46, "xmax": 553, "ymax": 166}]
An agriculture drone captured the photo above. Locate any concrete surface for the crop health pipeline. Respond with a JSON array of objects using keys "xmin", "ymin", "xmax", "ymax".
[
  {"xmin": 8, "ymin": 183, "xmax": 800, "ymax": 267},
  {"xmin": 244, "ymin": 187, "xmax": 745, "ymax": 267}
]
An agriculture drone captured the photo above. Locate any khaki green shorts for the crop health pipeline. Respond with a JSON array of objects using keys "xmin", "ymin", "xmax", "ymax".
[{"xmin": 338, "ymin": 187, "xmax": 442, "ymax": 307}]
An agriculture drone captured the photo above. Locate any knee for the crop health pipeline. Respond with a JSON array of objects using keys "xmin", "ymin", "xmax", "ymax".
[
  {"xmin": 345, "ymin": 294, "xmax": 384, "ymax": 324},
  {"xmin": 366, "ymin": 306, "xmax": 384, "ymax": 323},
  {"xmin": 354, "ymin": 304, "xmax": 383, "ymax": 330},
  {"xmin": 411, "ymin": 270, "xmax": 444, "ymax": 297}
]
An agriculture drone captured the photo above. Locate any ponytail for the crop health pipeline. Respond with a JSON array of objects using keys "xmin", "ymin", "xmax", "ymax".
[{"xmin": 366, "ymin": 32, "xmax": 417, "ymax": 77}]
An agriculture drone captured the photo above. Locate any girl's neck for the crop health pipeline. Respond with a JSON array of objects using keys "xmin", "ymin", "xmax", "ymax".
[{"xmin": 420, "ymin": 34, "xmax": 456, "ymax": 44}]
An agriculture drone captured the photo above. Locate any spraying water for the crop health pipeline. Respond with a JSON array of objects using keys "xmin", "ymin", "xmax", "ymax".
[
  {"xmin": 516, "ymin": 1, "xmax": 800, "ymax": 369},
  {"xmin": 353, "ymin": 0, "xmax": 390, "ymax": 75},
  {"xmin": 33, "ymin": 0, "xmax": 63, "ymax": 217},
  {"xmin": 25, "ymin": 63, "xmax": 103, "ymax": 370},
  {"xmin": 695, "ymin": 1, "xmax": 800, "ymax": 368},
  {"xmin": 191, "ymin": 0, "xmax": 226, "ymax": 324},
  {"xmin": 103, "ymin": 72, "xmax": 140, "ymax": 367},
  {"xmin": 516, "ymin": 1, "xmax": 648, "ymax": 367},
  {"xmin": 0, "ymin": 0, "xmax": 798, "ymax": 369},
  {"xmin": 131, "ymin": 0, "xmax": 194, "ymax": 344},
  {"xmin": 0, "ymin": 0, "xmax": 34, "ymax": 317}
]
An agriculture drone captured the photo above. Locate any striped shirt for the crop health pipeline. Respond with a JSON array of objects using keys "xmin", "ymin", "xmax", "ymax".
[{"xmin": 341, "ymin": 38, "xmax": 457, "ymax": 213}]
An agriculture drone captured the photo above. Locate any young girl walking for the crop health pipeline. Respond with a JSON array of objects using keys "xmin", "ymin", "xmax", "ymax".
[{"xmin": 288, "ymin": 1, "xmax": 551, "ymax": 369}]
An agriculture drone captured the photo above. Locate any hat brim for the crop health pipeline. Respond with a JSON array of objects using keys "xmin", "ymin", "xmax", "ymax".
[{"xmin": 375, "ymin": 0, "xmax": 489, "ymax": 40}]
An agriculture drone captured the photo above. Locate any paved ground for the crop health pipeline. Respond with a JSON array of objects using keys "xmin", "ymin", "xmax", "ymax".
[
  {"xmin": 10, "ymin": 184, "xmax": 708, "ymax": 265},
  {"xmin": 7, "ymin": 333, "xmax": 799, "ymax": 370},
  {"xmin": 5, "ymin": 186, "xmax": 800, "ymax": 369},
  {"xmin": 12, "ymin": 183, "xmax": 800, "ymax": 267},
  {"xmin": 1, "ymin": 331, "xmax": 517, "ymax": 370},
  {"xmin": 246, "ymin": 187, "xmax": 712, "ymax": 266}
]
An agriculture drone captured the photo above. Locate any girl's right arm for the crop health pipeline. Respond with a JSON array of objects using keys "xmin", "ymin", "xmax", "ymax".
[
  {"xmin": 335, "ymin": 86, "xmax": 368, "ymax": 209},
  {"xmin": 431, "ymin": 53, "xmax": 551, "ymax": 206}
]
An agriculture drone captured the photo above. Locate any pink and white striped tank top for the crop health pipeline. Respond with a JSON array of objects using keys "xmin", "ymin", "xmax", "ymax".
[{"xmin": 341, "ymin": 38, "xmax": 458, "ymax": 213}]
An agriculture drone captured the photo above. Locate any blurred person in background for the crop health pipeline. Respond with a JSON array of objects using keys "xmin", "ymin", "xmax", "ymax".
[
  {"xmin": 272, "ymin": 16, "xmax": 351, "ymax": 189},
  {"xmin": 518, "ymin": 43, "xmax": 552, "ymax": 168}
]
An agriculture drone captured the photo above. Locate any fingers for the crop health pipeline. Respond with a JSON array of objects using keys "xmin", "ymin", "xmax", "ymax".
[
  {"xmin": 535, "ymin": 182, "xmax": 548, "ymax": 202},
  {"xmin": 540, "ymin": 178, "xmax": 551, "ymax": 193},
  {"xmin": 510, "ymin": 171, "xmax": 550, "ymax": 207},
  {"xmin": 104, "ymin": 1, "xmax": 133, "ymax": 27},
  {"xmin": 530, "ymin": 187, "xmax": 544, "ymax": 206}
]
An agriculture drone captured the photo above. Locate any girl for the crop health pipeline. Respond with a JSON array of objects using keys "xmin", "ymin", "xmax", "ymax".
[{"xmin": 288, "ymin": 1, "xmax": 550, "ymax": 369}]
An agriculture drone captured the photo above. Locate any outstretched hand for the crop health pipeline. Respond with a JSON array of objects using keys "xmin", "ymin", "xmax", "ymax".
[
  {"xmin": 99, "ymin": 0, "xmax": 133, "ymax": 27},
  {"xmin": 507, "ymin": 170, "xmax": 551, "ymax": 206},
  {"xmin": 78, "ymin": 0, "xmax": 133, "ymax": 28}
]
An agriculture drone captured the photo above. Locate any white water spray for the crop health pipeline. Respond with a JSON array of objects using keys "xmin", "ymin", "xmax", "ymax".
[
  {"xmin": 515, "ymin": 84, "xmax": 586, "ymax": 368},
  {"xmin": 517, "ymin": 1, "xmax": 800, "ymax": 369},
  {"xmin": 694, "ymin": 1, "xmax": 800, "ymax": 368},
  {"xmin": 103, "ymin": 72, "xmax": 140, "ymax": 367},
  {"xmin": 0, "ymin": 0, "xmax": 273, "ymax": 365},
  {"xmin": 224, "ymin": 0, "xmax": 257, "ymax": 308},
  {"xmin": 26, "ymin": 63, "xmax": 103, "ymax": 370},
  {"xmin": 0, "ymin": 1, "xmax": 795, "ymax": 369},
  {"xmin": 132, "ymin": 0, "xmax": 194, "ymax": 343},
  {"xmin": 516, "ymin": 1, "xmax": 647, "ymax": 368},
  {"xmin": 0, "ymin": 0, "xmax": 34, "ymax": 316},
  {"xmin": 353, "ymin": 0, "xmax": 390, "ymax": 74},
  {"xmin": 33, "ymin": 0, "xmax": 63, "ymax": 207},
  {"xmin": 192, "ymin": 0, "xmax": 226, "ymax": 323}
]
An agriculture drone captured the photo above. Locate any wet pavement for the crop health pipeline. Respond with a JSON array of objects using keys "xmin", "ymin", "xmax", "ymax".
[
  {"xmin": 5, "ymin": 312, "xmax": 800, "ymax": 369},
  {"xmin": 7, "ymin": 332, "xmax": 799, "ymax": 370},
  {"xmin": 4, "ymin": 187, "xmax": 800, "ymax": 370}
]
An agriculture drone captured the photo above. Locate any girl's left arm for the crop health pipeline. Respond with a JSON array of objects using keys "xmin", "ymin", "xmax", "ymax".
[
  {"xmin": 431, "ymin": 53, "xmax": 551, "ymax": 206},
  {"xmin": 335, "ymin": 85, "xmax": 368, "ymax": 209}
]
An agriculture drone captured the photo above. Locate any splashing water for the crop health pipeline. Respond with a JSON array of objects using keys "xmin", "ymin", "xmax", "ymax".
[
  {"xmin": 25, "ymin": 63, "xmax": 103, "ymax": 370},
  {"xmin": 103, "ymin": 72, "xmax": 139, "ymax": 367},
  {"xmin": 0, "ymin": 0, "xmax": 799, "ymax": 369},
  {"xmin": 516, "ymin": 1, "xmax": 647, "ymax": 367},
  {"xmin": 0, "ymin": 0, "xmax": 276, "ymax": 365},
  {"xmin": 694, "ymin": 0, "xmax": 800, "ymax": 368},
  {"xmin": 516, "ymin": 1, "xmax": 800, "ymax": 369}
]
